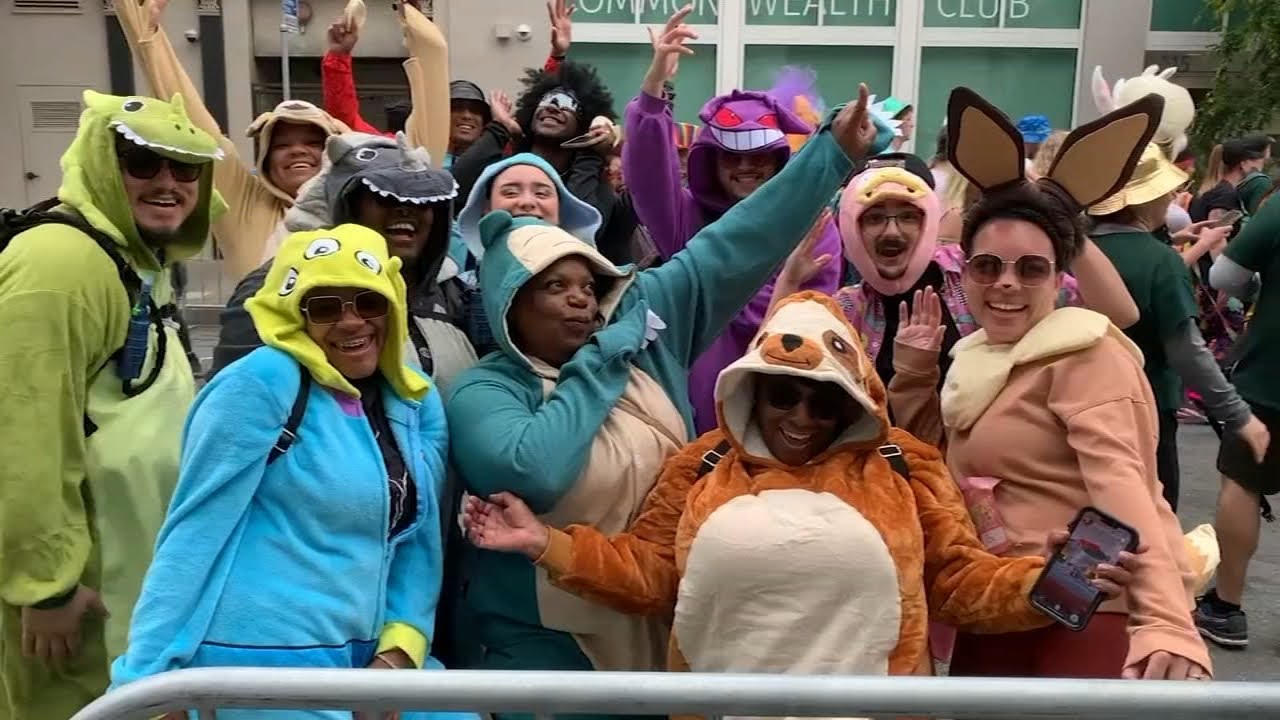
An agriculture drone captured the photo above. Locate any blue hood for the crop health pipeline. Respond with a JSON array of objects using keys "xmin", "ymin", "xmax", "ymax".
[
  {"xmin": 457, "ymin": 153, "xmax": 602, "ymax": 263},
  {"xmin": 476, "ymin": 211, "xmax": 633, "ymax": 369}
]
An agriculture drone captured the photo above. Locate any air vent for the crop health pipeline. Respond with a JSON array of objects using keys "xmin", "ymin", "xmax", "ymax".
[
  {"xmin": 13, "ymin": 0, "xmax": 82, "ymax": 13},
  {"xmin": 31, "ymin": 101, "xmax": 83, "ymax": 131}
]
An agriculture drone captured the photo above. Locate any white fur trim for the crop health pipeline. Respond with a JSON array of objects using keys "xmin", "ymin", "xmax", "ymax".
[
  {"xmin": 360, "ymin": 177, "xmax": 458, "ymax": 204},
  {"xmin": 111, "ymin": 122, "xmax": 224, "ymax": 160}
]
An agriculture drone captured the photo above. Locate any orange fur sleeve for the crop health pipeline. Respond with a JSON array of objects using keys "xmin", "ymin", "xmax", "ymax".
[
  {"xmin": 536, "ymin": 432, "xmax": 723, "ymax": 617},
  {"xmin": 892, "ymin": 430, "xmax": 1052, "ymax": 634}
]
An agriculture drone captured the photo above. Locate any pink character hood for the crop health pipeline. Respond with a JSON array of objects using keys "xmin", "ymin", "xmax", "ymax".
[{"xmin": 839, "ymin": 165, "xmax": 941, "ymax": 297}]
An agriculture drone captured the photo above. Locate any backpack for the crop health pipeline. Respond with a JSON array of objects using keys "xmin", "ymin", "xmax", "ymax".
[
  {"xmin": 0, "ymin": 198, "xmax": 179, "ymax": 433},
  {"xmin": 694, "ymin": 439, "xmax": 911, "ymax": 479}
]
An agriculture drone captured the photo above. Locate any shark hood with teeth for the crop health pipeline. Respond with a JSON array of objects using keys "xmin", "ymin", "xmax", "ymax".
[
  {"xmin": 57, "ymin": 90, "xmax": 226, "ymax": 270},
  {"xmin": 246, "ymin": 223, "xmax": 429, "ymax": 401},
  {"xmin": 286, "ymin": 132, "xmax": 462, "ymax": 320},
  {"xmin": 715, "ymin": 291, "xmax": 890, "ymax": 467}
]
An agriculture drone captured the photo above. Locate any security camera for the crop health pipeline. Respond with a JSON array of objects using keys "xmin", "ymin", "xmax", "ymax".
[
  {"xmin": 515, "ymin": 23, "xmax": 533, "ymax": 41},
  {"xmin": 183, "ymin": 29, "xmax": 199, "ymax": 43}
]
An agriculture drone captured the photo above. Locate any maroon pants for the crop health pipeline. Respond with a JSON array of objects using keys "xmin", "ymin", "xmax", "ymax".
[{"xmin": 950, "ymin": 612, "xmax": 1128, "ymax": 679}]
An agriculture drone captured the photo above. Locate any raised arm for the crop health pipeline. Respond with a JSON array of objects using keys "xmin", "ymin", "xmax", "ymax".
[
  {"xmin": 321, "ymin": 21, "xmax": 387, "ymax": 136},
  {"xmin": 400, "ymin": 2, "xmax": 450, "ymax": 166},
  {"xmin": 638, "ymin": 87, "xmax": 876, "ymax": 364},
  {"xmin": 624, "ymin": 9, "xmax": 702, "ymax": 258}
]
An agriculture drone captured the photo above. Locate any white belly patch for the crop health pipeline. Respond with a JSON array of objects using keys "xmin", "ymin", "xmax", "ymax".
[{"xmin": 675, "ymin": 489, "xmax": 902, "ymax": 679}]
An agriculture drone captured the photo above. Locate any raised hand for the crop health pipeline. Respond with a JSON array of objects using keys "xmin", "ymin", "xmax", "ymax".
[
  {"xmin": 642, "ymin": 5, "xmax": 696, "ymax": 98},
  {"xmin": 327, "ymin": 19, "xmax": 359, "ymax": 55},
  {"xmin": 548, "ymin": 0, "xmax": 574, "ymax": 57},
  {"xmin": 489, "ymin": 89, "xmax": 522, "ymax": 137},
  {"xmin": 896, "ymin": 287, "xmax": 945, "ymax": 352},
  {"xmin": 780, "ymin": 209, "xmax": 835, "ymax": 290},
  {"xmin": 145, "ymin": 0, "xmax": 169, "ymax": 32},
  {"xmin": 831, "ymin": 84, "xmax": 877, "ymax": 162},
  {"xmin": 464, "ymin": 492, "xmax": 549, "ymax": 559}
]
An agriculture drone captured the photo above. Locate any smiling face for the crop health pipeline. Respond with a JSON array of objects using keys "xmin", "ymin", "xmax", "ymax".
[
  {"xmin": 962, "ymin": 218, "xmax": 1062, "ymax": 345},
  {"xmin": 716, "ymin": 151, "xmax": 780, "ymax": 200},
  {"xmin": 301, "ymin": 285, "xmax": 390, "ymax": 380},
  {"xmin": 752, "ymin": 374, "xmax": 859, "ymax": 466},
  {"xmin": 859, "ymin": 198, "xmax": 926, "ymax": 281},
  {"xmin": 489, "ymin": 164, "xmax": 561, "ymax": 224},
  {"xmin": 508, "ymin": 255, "xmax": 599, "ymax": 367},
  {"xmin": 266, "ymin": 121, "xmax": 327, "ymax": 198},
  {"xmin": 352, "ymin": 190, "xmax": 435, "ymax": 264},
  {"xmin": 450, "ymin": 99, "xmax": 487, "ymax": 148},
  {"xmin": 532, "ymin": 90, "xmax": 581, "ymax": 142},
  {"xmin": 117, "ymin": 141, "xmax": 203, "ymax": 241}
]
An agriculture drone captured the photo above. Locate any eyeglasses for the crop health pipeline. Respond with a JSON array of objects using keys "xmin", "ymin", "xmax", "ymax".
[
  {"xmin": 760, "ymin": 376, "xmax": 843, "ymax": 421},
  {"xmin": 860, "ymin": 209, "xmax": 924, "ymax": 231},
  {"xmin": 118, "ymin": 147, "xmax": 204, "ymax": 183},
  {"xmin": 965, "ymin": 253, "xmax": 1057, "ymax": 287},
  {"xmin": 301, "ymin": 290, "xmax": 390, "ymax": 325}
]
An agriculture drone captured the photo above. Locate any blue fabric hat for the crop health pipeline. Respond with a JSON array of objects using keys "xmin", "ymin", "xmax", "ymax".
[{"xmin": 1017, "ymin": 114, "xmax": 1053, "ymax": 144}]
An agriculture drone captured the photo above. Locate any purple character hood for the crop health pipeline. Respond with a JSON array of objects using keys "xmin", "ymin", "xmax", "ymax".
[{"xmin": 688, "ymin": 89, "xmax": 814, "ymax": 214}]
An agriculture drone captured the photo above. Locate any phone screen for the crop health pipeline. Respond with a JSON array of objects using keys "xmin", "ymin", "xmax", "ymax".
[
  {"xmin": 1214, "ymin": 210, "xmax": 1243, "ymax": 228},
  {"xmin": 1030, "ymin": 509, "xmax": 1136, "ymax": 630}
]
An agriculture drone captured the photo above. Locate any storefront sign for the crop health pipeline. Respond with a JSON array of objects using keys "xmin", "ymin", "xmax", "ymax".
[
  {"xmin": 747, "ymin": 0, "xmax": 896, "ymax": 26},
  {"xmin": 926, "ymin": 0, "xmax": 1081, "ymax": 29}
]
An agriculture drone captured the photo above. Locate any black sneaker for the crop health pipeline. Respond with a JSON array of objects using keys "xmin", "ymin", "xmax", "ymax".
[{"xmin": 1195, "ymin": 595, "xmax": 1249, "ymax": 649}]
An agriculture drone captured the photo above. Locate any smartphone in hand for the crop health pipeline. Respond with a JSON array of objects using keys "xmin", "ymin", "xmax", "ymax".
[
  {"xmin": 1212, "ymin": 209, "xmax": 1243, "ymax": 228},
  {"xmin": 1029, "ymin": 507, "xmax": 1139, "ymax": 632}
]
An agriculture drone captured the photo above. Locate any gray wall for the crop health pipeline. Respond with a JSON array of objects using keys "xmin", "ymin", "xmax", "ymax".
[{"xmin": 1074, "ymin": 0, "xmax": 1153, "ymax": 123}]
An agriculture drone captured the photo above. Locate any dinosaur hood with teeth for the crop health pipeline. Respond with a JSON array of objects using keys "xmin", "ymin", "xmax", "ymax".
[
  {"xmin": 58, "ymin": 89, "xmax": 225, "ymax": 269},
  {"xmin": 688, "ymin": 90, "xmax": 813, "ymax": 213},
  {"xmin": 285, "ymin": 131, "xmax": 463, "ymax": 323}
]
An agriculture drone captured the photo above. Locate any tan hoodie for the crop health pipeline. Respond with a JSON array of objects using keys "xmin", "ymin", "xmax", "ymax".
[{"xmin": 114, "ymin": 1, "xmax": 448, "ymax": 278}]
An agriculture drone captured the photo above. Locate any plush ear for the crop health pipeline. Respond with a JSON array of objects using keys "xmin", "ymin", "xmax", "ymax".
[
  {"xmin": 1091, "ymin": 66, "xmax": 1117, "ymax": 114},
  {"xmin": 478, "ymin": 209, "xmax": 516, "ymax": 251},
  {"xmin": 1045, "ymin": 93, "xmax": 1165, "ymax": 208},
  {"xmin": 946, "ymin": 87, "xmax": 1026, "ymax": 192}
]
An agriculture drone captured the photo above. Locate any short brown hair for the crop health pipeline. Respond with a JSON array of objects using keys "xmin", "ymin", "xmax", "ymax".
[{"xmin": 961, "ymin": 182, "xmax": 1086, "ymax": 269}]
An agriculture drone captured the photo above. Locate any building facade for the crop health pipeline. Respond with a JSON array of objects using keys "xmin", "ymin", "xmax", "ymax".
[{"xmin": 0, "ymin": 0, "xmax": 1254, "ymax": 309}]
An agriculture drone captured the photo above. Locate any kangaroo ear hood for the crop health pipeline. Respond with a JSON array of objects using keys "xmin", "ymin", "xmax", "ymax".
[{"xmin": 839, "ymin": 166, "xmax": 941, "ymax": 297}]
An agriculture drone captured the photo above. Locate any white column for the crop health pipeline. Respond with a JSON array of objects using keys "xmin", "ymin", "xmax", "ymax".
[
  {"xmin": 716, "ymin": 0, "xmax": 744, "ymax": 94},
  {"xmin": 892, "ymin": 0, "xmax": 924, "ymax": 153}
]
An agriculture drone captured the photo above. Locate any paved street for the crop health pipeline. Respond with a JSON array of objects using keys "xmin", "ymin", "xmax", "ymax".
[{"xmin": 187, "ymin": 326, "xmax": 1279, "ymax": 680}]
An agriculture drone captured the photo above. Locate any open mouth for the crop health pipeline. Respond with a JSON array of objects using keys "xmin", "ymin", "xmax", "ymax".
[
  {"xmin": 708, "ymin": 126, "xmax": 784, "ymax": 152},
  {"xmin": 731, "ymin": 173, "xmax": 764, "ymax": 186},
  {"xmin": 287, "ymin": 160, "xmax": 316, "ymax": 172},
  {"xmin": 456, "ymin": 122, "xmax": 477, "ymax": 133},
  {"xmin": 986, "ymin": 301, "xmax": 1027, "ymax": 316},
  {"xmin": 384, "ymin": 220, "xmax": 419, "ymax": 243},
  {"xmin": 875, "ymin": 241, "xmax": 907, "ymax": 259},
  {"xmin": 143, "ymin": 197, "xmax": 181, "ymax": 209},
  {"xmin": 778, "ymin": 426, "xmax": 815, "ymax": 448},
  {"xmin": 332, "ymin": 335, "xmax": 375, "ymax": 354}
]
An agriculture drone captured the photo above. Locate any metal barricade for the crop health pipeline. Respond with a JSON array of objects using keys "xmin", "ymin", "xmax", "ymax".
[{"xmin": 70, "ymin": 669, "xmax": 1280, "ymax": 720}]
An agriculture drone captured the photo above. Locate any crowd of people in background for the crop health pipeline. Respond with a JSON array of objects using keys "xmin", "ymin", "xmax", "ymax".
[{"xmin": 3, "ymin": 2, "xmax": 1280, "ymax": 719}]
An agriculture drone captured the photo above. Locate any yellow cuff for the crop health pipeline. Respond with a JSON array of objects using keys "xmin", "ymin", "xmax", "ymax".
[
  {"xmin": 376, "ymin": 622, "xmax": 428, "ymax": 669},
  {"xmin": 534, "ymin": 527, "xmax": 574, "ymax": 576}
]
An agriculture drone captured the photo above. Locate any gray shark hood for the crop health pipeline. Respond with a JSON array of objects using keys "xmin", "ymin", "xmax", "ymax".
[{"xmin": 285, "ymin": 131, "xmax": 464, "ymax": 323}]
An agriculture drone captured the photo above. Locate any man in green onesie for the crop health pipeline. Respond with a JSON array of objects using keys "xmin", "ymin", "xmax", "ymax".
[{"xmin": 0, "ymin": 90, "xmax": 223, "ymax": 719}]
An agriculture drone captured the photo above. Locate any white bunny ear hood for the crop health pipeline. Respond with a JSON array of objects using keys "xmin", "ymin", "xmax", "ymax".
[{"xmin": 1096, "ymin": 64, "xmax": 1195, "ymax": 158}]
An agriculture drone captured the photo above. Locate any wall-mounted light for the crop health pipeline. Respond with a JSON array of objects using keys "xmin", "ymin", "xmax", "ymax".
[{"xmin": 494, "ymin": 23, "xmax": 512, "ymax": 41}]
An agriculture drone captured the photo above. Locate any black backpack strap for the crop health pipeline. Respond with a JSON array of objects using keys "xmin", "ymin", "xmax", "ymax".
[
  {"xmin": 696, "ymin": 440, "xmax": 732, "ymax": 479},
  {"xmin": 878, "ymin": 443, "xmax": 911, "ymax": 480},
  {"xmin": 267, "ymin": 367, "xmax": 312, "ymax": 465}
]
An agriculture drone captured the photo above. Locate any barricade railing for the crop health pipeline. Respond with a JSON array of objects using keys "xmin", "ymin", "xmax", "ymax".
[{"xmin": 70, "ymin": 669, "xmax": 1280, "ymax": 720}]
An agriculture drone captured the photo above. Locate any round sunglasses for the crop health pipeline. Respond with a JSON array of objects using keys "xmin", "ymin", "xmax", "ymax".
[
  {"xmin": 301, "ymin": 291, "xmax": 389, "ymax": 325},
  {"xmin": 118, "ymin": 146, "xmax": 205, "ymax": 183},
  {"xmin": 965, "ymin": 253, "xmax": 1056, "ymax": 287}
]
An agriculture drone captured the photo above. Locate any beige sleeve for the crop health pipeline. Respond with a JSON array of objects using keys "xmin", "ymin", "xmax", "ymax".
[
  {"xmin": 888, "ymin": 340, "xmax": 945, "ymax": 447},
  {"xmin": 400, "ymin": 4, "xmax": 450, "ymax": 166},
  {"xmin": 115, "ymin": 0, "xmax": 276, "ymax": 278}
]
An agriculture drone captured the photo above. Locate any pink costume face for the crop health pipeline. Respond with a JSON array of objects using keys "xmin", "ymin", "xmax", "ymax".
[{"xmin": 839, "ymin": 166, "xmax": 942, "ymax": 297}]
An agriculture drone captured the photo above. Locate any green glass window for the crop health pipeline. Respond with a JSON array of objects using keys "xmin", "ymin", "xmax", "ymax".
[{"xmin": 569, "ymin": 42, "xmax": 718, "ymax": 125}]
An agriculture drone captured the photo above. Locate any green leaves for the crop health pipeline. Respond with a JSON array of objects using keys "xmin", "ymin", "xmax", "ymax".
[{"xmin": 1190, "ymin": 0, "xmax": 1280, "ymax": 154}]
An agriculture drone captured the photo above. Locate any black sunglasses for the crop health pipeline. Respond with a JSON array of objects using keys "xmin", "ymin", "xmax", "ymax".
[
  {"xmin": 965, "ymin": 253, "xmax": 1056, "ymax": 287},
  {"xmin": 118, "ymin": 146, "xmax": 204, "ymax": 183},
  {"xmin": 301, "ymin": 291, "xmax": 390, "ymax": 325},
  {"xmin": 760, "ymin": 376, "xmax": 843, "ymax": 421}
]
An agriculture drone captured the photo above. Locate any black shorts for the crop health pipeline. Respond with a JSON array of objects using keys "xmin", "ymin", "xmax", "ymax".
[{"xmin": 1217, "ymin": 400, "xmax": 1280, "ymax": 496}]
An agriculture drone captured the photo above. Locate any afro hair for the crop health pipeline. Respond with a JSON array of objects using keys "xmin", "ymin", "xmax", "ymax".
[{"xmin": 514, "ymin": 60, "xmax": 617, "ymax": 146}]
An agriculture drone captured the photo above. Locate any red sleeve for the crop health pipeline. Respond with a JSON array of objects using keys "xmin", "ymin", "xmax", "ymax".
[
  {"xmin": 322, "ymin": 51, "xmax": 388, "ymax": 137},
  {"xmin": 545, "ymin": 54, "xmax": 563, "ymax": 74}
]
